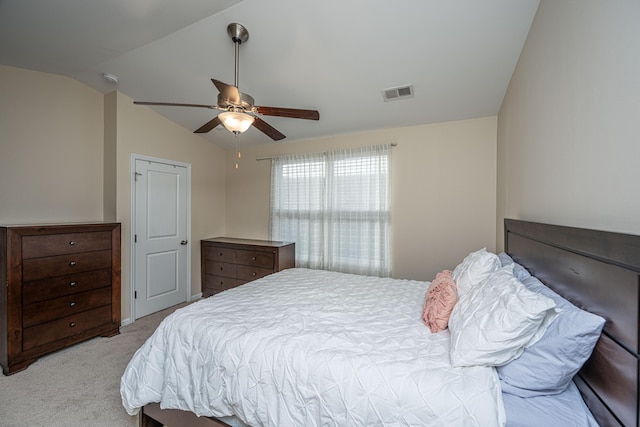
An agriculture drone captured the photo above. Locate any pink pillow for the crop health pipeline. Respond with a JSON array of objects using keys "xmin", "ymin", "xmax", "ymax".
[{"xmin": 422, "ymin": 270, "xmax": 458, "ymax": 333}]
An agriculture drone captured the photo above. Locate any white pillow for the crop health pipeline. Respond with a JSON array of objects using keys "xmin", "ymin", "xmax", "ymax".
[
  {"xmin": 452, "ymin": 248, "xmax": 501, "ymax": 296},
  {"xmin": 497, "ymin": 275, "xmax": 605, "ymax": 397},
  {"xmin": 449, "ymin": 267, "xmax": 559, "ymax": 367},
  {"xmin": 497, "ymin": 252, "xmax": 531, "ymax": 282}
]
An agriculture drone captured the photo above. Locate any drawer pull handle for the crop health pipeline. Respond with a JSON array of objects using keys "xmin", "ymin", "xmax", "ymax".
[
  {"xmin": 69, "ymin": 240, "xmax": 76, "ymax": 246},
  {"xmin": 219, "ymin": 252, "xmax": 223, "ymax": 256},
  {"xmin": 69, "ymin": 281, "xmax": 77, "ymax": 287},
  {"xmin": 219, "ymin": 267, "xmax": 223, "ymax": 271},
  {"xmin": 252, "ymin": 272, "xmax": 257, "ymax": 276},
  {"xmin": 69, "ymin": 322, "xmax": 76, "ymax": 328},
  {"xmin": 252, "ymin": 256, "xmax": 257, "ymax": 261},
  {"xmin": 69, "ymin": 261, "xmax": 77, "ymax": 266},
  {"xmin": 69, "ymin": 302, "xmax": 76, "ymax": 308}
]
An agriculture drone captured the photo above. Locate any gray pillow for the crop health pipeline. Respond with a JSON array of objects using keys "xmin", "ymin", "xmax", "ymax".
[{"xmin": 497, "ymin": 275, "xmax": 605, "ymax": 397}]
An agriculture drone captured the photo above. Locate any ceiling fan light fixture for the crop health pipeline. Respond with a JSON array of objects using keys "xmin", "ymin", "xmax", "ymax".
[{"xmin": 219, "ymin": 111, "xmax": 255, "ymax": 134}]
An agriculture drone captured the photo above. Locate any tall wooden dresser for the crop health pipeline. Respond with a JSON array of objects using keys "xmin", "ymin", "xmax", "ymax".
[
  {"xmin": 201, "ymin": 237, "xmax": 295, "ymax": 297},
  {"xmin": 0, "ymin": 223, "xmax": 121, "ymax": 375}
]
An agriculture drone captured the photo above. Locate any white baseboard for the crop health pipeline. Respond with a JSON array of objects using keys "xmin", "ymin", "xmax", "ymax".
[
  {"xmin": 120, "ymin": 317, "xmax": 132, "ymax": 327},
  {"xmin": 190, "ymin": 292, "xmax": 203, "ymax": 301}
]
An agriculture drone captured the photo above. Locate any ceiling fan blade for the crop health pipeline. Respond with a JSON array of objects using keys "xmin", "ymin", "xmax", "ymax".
[
  {"xmin": 211, "ymin": 79, "xmax": 242, "ymax": 104},
  {"xmin": 134, "ymin": 101, "xmax": 216, "ymax": 109},
  {"xmin": 252, "ymin": 117, "xmax": 286, "ymax": 141},
  {"xmin": 255, "ymin": 106, "xmax": 319, "ymax": 121},
  {"xmin": 194, "ymin": 116, "xmax": 222, "ymax": 133}
]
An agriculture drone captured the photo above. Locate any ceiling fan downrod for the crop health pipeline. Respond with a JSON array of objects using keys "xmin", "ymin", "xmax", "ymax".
[
  {"xmin": 133, "ymin": 21, "xmax": 318, "ymax": 142},
  {"xmin": 227, "ymin": 23, "xmax": 249, "ymax": 89}
]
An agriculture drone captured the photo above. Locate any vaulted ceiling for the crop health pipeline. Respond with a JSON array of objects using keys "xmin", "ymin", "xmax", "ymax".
[{"xmin": 0, "ymin": 0, "xmax": 540, "ymax": 149}]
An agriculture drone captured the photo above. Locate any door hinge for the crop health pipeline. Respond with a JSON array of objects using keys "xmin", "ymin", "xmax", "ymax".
[
  {"xmin": 134, "ymin": 172, "xmax": 142, "ymax": 181},
  {"xmin": 134, "ymin": 234, "xmax": 137, "ymax": 243},
  {"xmin": 134, "ymin": 291, "xmax": 137, "ymax": 299}
]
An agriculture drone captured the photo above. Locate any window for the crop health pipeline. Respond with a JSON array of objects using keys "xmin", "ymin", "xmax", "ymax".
[{"xmin": 270, "ymin": 144, "xmax": 391, "ymax": 277}]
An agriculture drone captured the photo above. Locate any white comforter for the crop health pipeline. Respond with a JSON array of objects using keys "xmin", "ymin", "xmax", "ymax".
[{"xmin": 121, "ymin": 268, "xmax": 505, "ymax": 426}]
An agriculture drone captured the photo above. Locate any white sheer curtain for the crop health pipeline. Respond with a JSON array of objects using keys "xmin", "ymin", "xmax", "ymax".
[{"xmin": 270, "ymin": 144, "xmax": 391, "ymax": 277}]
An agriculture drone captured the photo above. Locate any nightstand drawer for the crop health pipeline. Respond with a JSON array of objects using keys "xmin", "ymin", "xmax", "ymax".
[{"xmin": 22, "ymin": 231, "xmax": 112, "ymax": 259}]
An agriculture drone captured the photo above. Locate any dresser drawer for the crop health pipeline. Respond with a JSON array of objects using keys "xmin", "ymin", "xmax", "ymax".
[
  {"xmin": 22, "ymin": 250, "xmax": 112, "ymax": 281},
  {"xmin": 23, "ymin": 268, "xmax": 112, "ymax": 304},
  {"xmin": 237, "ymin": 265, "xmax": 273, "ymax": 282},
  {"xmin": 23, "ymin": 287, "xmax": 112, "ymax": 328},
  {"xmin": 206, "ymin": 261, "xmax": 237, "ymax": 279},
  {"xmin": 204, "ymin": 274, "xmax": 239, "ymax": 290},
  {"xmin": 22, "ymin": 231, "xmax": 112, "ymax": 259},
  {"xmin": 236, "ymin": 250, "xmax": 274, "ymax": 269},
  {"xmin": 203, "ymin": 274, "xmax": 240, "ymax": 296},
  {"xmin": 204, "ymin": 247, "xmax": 237, "ymax": 263},
  {"xmin": 22, "ymin": 305, "xmax": 112, "ymax": 351}
]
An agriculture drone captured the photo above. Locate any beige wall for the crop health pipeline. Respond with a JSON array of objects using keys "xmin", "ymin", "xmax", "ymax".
[
  {"xmin": 113, "ymin": 92, "xmax": 226, "ymax": 322},
  {"xmin": 225, "ymin": 117, "xmax": 497, "ymax": 281},
  {"xmin": 0, "ymin": 65, "xmax": 105, "ymax": 223},
  {"xmin": 497, "ymin": 0, "xmax": 640, "ymax": 249},
  {"xmin": 0, "ymin": 65, "xmax": 497, "ymax": 315},
  {"xmin": 0, "ymin": 66, "xmax": 227, "ymax": 323},
  {"xmin": 103, "ymin": 92, "xmax": 118, "ymax": 222}
]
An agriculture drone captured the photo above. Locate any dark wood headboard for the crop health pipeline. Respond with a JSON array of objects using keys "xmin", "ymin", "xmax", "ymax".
[{"xmin": 504, "ymin": 219, "xmax": 640, "ymax": 427}]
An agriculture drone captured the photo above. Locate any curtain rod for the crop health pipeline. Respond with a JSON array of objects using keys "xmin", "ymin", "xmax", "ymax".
[{"xmin": 255, "ymin": 143, "xmax": 397, "ymax": 161}]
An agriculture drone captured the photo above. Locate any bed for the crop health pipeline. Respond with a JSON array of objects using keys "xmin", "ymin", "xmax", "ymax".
[{"xmin": 121, "ymin": 219, "xmax": 640, "ymax": 426}]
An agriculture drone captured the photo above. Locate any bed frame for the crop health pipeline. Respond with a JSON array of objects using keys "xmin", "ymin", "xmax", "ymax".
[
  {"xmin": 504, "ymin": 219, "xmax": 639, "ymax": 427},
  {"xmin": 139, "ymin": 219, "xmax": 640, "ymax": 427}
]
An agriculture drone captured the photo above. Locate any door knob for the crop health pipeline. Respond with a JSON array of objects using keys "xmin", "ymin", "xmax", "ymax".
[{"xmin": 180, "ymin": 240, "xmax": 188, "ymax": 245}]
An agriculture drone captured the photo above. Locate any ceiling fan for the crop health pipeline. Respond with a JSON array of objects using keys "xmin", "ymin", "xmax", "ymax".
[{"xmin": 133, "ymin": 23, "xmax": 320, "ymax": 141}]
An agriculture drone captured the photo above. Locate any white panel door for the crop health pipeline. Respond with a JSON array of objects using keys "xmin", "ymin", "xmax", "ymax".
[{"xmin": 134, "ymin": 158, "xmax": 189, "ymax": 319}]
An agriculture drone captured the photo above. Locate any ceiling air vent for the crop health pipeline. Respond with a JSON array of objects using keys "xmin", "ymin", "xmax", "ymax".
[{"xmin": 382, "ymin": 84, "xmax": 414, "ymax": 102}]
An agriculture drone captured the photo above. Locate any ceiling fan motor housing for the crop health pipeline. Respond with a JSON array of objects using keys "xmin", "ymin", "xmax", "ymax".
[{"xmin": 218, "ymin": 92, "xmax": 255, "ymax": 111}]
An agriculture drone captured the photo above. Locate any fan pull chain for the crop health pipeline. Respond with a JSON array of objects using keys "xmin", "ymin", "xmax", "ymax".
[{"xmin": 234, "ymin": 132, "xmax": 241, "ymax": 170}]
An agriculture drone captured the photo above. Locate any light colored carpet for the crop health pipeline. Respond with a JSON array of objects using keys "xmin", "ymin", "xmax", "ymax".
[{"xmin": 0, "ymin": 302, "xmax": 189, "ymax": 427}]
